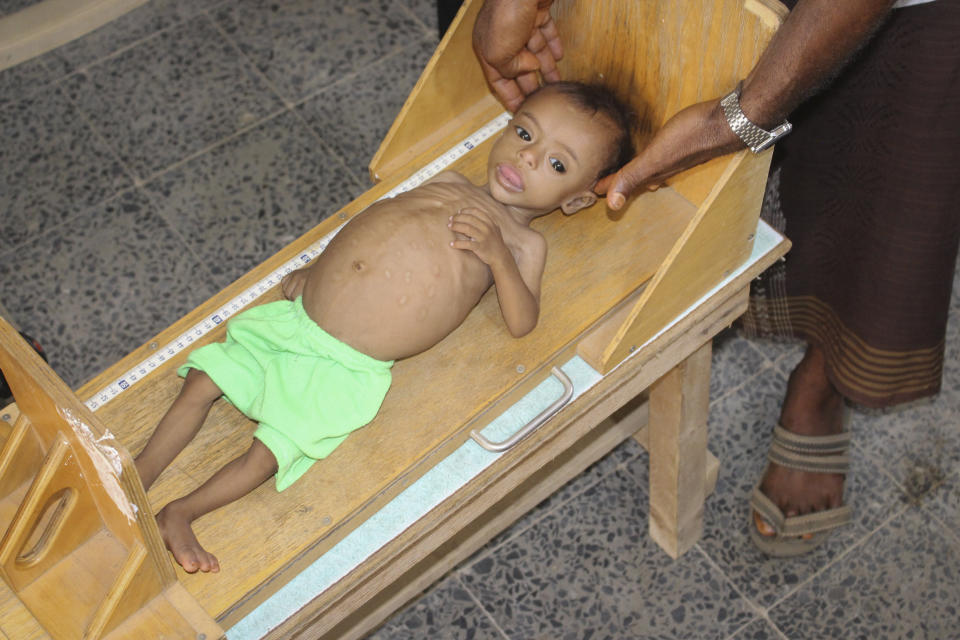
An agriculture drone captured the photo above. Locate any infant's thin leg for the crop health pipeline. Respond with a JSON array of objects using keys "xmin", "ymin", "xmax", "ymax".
[
  {"xmin": 156, "ymin": 439, "xmax": 278, "ymax": 573},
  {"xmin": 135, "ymin": 369, "xmax": 222, "ymax": 491}
]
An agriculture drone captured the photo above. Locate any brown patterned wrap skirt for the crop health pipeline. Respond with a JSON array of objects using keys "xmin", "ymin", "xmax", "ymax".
[{"xmin": 743, "ymin": 1, "xmax": 960, "ymax": 408}]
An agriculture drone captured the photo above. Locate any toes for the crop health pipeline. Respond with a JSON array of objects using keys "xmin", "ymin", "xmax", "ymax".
[
  {"xmin": 754, "ymin": 511, "xmax": 776, "ymax": 537},
  {"xmin": 174, "ymin": 549, "xmax": 201, "ymax": 574}
]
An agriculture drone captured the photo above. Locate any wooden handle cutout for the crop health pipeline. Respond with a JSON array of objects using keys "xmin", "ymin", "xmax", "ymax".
[{"xmin": 15, "ymin": 486, "xmax": 75, "ymax": 568}]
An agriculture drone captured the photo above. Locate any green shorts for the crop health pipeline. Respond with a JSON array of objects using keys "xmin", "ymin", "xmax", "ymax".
[{"xmin": 178, "ymin": 297, "xmax": 393, "ymax": 491}]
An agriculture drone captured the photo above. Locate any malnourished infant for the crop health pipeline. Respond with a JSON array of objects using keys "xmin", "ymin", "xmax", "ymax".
[{"xmin": 135, "ymin": 81, "xmax": 635, "ymax": 573}]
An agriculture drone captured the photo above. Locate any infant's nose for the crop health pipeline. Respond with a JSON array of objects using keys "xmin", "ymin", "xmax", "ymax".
[{"xmin": 517, "ymin": 147, "xmax": 536, "ymax": 168}]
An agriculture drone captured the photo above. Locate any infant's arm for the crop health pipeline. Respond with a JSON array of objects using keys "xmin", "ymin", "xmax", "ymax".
[
  {"xmin": 449, "ymin": 209, "xmax": 546, "ymax": 337},
  {"xmin": 494, "ymin": 230, "xmax": 546, "ymax": 337}
]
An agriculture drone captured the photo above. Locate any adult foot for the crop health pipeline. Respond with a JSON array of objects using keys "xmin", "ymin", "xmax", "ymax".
[
  {"xmin": 156, "ymin": 503, "xmax": 220, "ymax": 573},
  {"xmin": 754, "ymin": 344, "xmax": 847, "ymax": 539}
]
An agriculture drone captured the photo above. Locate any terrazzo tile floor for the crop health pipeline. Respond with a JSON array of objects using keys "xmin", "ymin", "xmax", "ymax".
[{"xmin": 1, "ymin": 2, "xmax": 958, "ymax": 638}]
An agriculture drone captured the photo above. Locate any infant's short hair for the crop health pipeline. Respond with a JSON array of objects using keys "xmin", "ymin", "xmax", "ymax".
[{"xmin": 525, "ymin": 81, "xmax": 637, "ymax": 179}]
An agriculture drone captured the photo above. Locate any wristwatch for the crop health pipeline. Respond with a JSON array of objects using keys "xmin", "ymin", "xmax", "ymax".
[{"xmin": 720, "ymin": 82, "xmax": 792, "ymax": 153}]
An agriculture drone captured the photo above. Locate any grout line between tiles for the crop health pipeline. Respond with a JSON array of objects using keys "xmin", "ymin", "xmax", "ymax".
[
  {"xmin": 204, "ymin": 9, "xmax": 369, "ymax": 196},
  {"xmin": 764, "ymin": 500, "xmax": 910, "ymax": 614},
  {"xmin": 455, "ymin": 574, "xmax": 512, "ymax": 640},
  {"xmin": 693, "ymin": 543, "xmax": 789, "ymax": 640},
  {"xmin": 921, "ymin": 507, "xmax": 960, "ymax": 548},
  {"xmin": 393, "ymin": 0, "xmax": 441, "ymax": 40}
]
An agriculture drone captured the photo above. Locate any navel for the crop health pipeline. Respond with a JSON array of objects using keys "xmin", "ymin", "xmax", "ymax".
[{"xmin": 352, "ymin": 260, "xmax": 366, "ymax": 272}]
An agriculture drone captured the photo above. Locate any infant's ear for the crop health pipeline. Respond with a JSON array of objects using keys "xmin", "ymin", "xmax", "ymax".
[{"xmin": 560, "ymin": 190, "xmax": 598, "ymax": 215}]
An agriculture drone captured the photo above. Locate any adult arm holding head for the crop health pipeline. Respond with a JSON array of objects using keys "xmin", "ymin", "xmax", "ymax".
[
  {"xmin": 596, "ymin": 0, "xmax": 897, "ymax": 209},
  {"xmin": 473, "ymin": 0, "xmax": 564, "ymax": 112}
]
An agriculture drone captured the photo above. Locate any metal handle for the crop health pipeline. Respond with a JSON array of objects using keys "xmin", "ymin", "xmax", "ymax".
[{"xmin": 470, "ymin": 367, "xmax": 574, "ymax": 453}]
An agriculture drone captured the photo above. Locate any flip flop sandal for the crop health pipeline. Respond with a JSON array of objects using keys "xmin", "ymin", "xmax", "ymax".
[{"xmin": 749, "ymin": 424, "xmax": 852, "ymax": 557}]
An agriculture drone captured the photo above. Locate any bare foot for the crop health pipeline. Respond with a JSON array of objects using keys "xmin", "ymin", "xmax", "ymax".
[
  {"xmin": 156, "ymin": 503, "xmax": 220, "ymax": 573},
  {"xmin": 755, "ymin": 344, "xmax": 846, "ymax": 538}
]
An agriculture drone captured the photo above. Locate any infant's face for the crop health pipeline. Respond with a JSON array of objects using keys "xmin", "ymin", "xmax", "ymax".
[{"xmin": 486, "ymin": 89, "xmax": 613, "ymax": 213}]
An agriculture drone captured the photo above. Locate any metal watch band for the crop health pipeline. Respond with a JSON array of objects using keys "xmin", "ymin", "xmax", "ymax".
[{"xmin": 720, "ymin": 82, "xmax": 792, "ymax": 153}]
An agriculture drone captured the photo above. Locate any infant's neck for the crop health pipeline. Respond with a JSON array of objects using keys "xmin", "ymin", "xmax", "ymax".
[{"xmin": 479, "ymin": 183, "xmax": 554, "ymax": 226}]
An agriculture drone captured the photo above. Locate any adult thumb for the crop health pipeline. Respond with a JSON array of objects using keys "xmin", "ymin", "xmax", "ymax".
[{"xmin": 599, "ymin": 156, "xmax": 660, "ymax": 210}]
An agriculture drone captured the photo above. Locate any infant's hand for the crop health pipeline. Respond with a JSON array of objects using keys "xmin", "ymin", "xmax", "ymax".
[
  {"xmin": 280, "ymin": 268, "xmax": 308, "ymax": 300},
  {"xmin": 448, "ymin": 208, "xmax": 510, "ymax": 267}
]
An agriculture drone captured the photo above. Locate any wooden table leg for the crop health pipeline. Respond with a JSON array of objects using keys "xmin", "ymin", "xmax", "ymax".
[{"xmin": 648, "ymin": 340, "xmax": 712, "ymax": 558}]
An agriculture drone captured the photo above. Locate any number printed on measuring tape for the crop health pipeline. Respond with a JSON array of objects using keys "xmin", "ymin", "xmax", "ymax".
[{"xmin": 84, "ymin": 112, "xmax": 510, "ymax": 412}]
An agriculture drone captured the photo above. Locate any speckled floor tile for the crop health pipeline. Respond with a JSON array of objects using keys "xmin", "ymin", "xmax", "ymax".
[
  {"xmin": 297, "ymin": 38, "xmax": 443, "ymax": 184},
  {"xmin": 401, "ymin": 0, "xmax": 441, "ymax": 39},
  {"xmin": 211, "ymin": 0, "xmax": 426, "ymax": 104},
  {"xmin": 696, "ymin": 357, "xmax": 907, "ymax": 609},
  {"xmin": 142, "ymin": 110, "xmax": 363, "ymax": 290},
  {"xmin": 460, "ymin": 465, "xmax": 759, "ymax": 640},
  {"xmin": 0, "ymin": 0, "xmax": 35, "ymax": 16},
  {"xmin": 0, "ymin": 190, "xmax": 219, "ymax": 388},
  {"xmin": 853, "ymin": 386, "xmax": 960, "ymax": 502},
  {"xmin": 769, "ymin": 508, "xmax": 960, "ymax": 639},
  {"xmin": 64, "ymin": 15, "xmax": 283, "ymax": 181},
  {"xmin": 710, "ymin": 329, "xmax": 774, "ymax": 403},
  {"xmin": 38, "ymin": 0, "xmax": 230, "ymax": 76},
  {"xmin": 366, "ymin": 576, "xmax": 505, "ymax": 640},
  {"xmin": 924, "ymin": 471, "xmax": 960, "ymax": 538},
  {"xmin": 0, "ymin": 86, "xmax": 132, "ymax": 248},
  {"xmin": 729, "ymin": 618, "xmax": 786, "ymax": 640},
  {"xmin": 0, "ymin": 57, "xmax": 57, "ymax": 107}
]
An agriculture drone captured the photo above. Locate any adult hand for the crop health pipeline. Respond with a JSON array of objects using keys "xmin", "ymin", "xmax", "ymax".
[
  {"xmin": 473, "ymin": 0, "xmax": 563, "ymax": 112},
  {"xmin": 595, "ymin": 98, "xmax": 744, "ymax": 210}
]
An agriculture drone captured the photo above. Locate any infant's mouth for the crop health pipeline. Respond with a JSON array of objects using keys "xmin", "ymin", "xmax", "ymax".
[{"xmin": 496, "ymin": 164, "xmax": 524, "ymax": 192}]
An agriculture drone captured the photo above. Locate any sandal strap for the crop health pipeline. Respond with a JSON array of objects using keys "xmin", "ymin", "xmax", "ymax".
[
  {"xmin": 772, "ymin": 424, "xmax": 850, "ymax": 455},
  {"xmin": 751, "ymin": 487, "xmax": 852, "ymax": 537},
  {"xmin": 768, "ymin": 440, "xmax": 849, "ymax": 474}
]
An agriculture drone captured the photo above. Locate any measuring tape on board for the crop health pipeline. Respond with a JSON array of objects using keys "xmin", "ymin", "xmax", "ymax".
[{"xmin": 84, "ymin": 111, "xmax": 511, "ymax": 412}]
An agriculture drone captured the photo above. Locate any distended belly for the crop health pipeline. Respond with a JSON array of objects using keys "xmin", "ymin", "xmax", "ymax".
[{"xmin": 302, "ymin": 195, "xmax": 493, "ymax": 360}]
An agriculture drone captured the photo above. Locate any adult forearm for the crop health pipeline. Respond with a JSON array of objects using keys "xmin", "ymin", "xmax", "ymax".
[{"xmin": 739, "ymin": 0, "xmax": 895, "ymax": 129}]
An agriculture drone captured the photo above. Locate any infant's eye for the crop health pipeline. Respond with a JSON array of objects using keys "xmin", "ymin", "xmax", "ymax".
[
  {"xmin": 550, "ymin": 157, "xmax": 566, "ymax": 173},
  {"xmin": 514, "ymin": 125, "xmax": 531, "ymax": 142}
]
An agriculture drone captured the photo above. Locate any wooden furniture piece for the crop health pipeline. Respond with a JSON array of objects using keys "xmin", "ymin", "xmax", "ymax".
[
  {"xmin": 0, "ymin": 0, "xmax": 789, "ymax": 637},
  {"xmin": 0, "ymin": 0, "xmax": 148, "ymax": 72}
]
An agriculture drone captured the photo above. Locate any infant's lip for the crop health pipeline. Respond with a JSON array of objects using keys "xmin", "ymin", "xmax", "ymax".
[{"xmin": 496, "ymin": 163, "xmax": 524, "ymax": 192}]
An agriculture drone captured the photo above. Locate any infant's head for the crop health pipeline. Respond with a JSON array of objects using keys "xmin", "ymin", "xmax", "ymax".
[{"xmin": 487, "ymin": 81, "xmax": 635, "ymax": 215}]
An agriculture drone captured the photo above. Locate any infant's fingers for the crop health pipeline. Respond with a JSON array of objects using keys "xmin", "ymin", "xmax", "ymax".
[
  {"xmin": 449, "ymin": 238, "xmax": 478, "ymax": 251},
  {"xmin": 451, "ymin": 209, "xmax": 491, "ymax": 227},
  {"xmin": 448, "ymin": 217, "xmax": 484, "ymax": 237}
]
